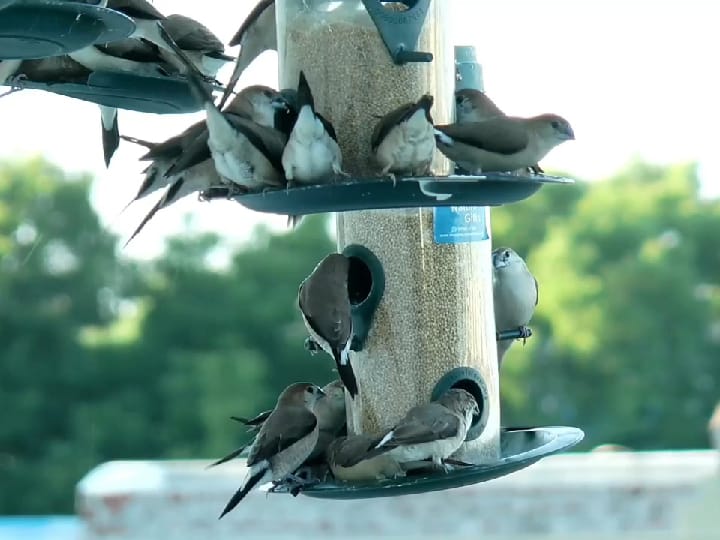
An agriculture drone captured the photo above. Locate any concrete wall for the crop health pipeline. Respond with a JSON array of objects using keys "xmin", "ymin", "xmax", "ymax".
[{"xmin": 76, "ymin": 451, "xmax": 720, "ymax": 540}]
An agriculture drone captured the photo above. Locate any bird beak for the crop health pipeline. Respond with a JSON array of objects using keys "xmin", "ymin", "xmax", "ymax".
[
  {"xmin": 563, "ymin": 126, "xmax": 576, "ymax": 141},
  {"xmin": 492, "ymin": 254, "xmax": 506, "ymax": 269},
  {"xmin": 317, "ymin": 387, "xmax": 326, "ymax": 397},
  {"xmin": 271, "ymin": 96, "xmax": 289, "ymax": 110}
]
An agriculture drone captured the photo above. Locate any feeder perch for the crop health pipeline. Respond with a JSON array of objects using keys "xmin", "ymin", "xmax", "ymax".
[
  {"xmin": 0, "ymin": 0, "xmax": 135, "ymax": 60},
  {"xmin": 272, "ymin": 0, "xmax": 580, "ymax": 497},
  {"xmin": 12, "ymin": 71, "xmax": 206, "ymax": 114},
  {"xmin": 271, "ymin": 426, "xmax": 584, "ymax": 499}
]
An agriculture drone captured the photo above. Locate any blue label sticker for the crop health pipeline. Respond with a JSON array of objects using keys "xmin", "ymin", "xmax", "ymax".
[{"xmin": 433, "ymin": 206, "xmax": 489, "ymax": 244}]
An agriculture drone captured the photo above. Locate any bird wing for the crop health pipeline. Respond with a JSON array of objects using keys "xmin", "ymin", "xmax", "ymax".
[
  {"xmin": 231, "ymin": 409, "xmax": 272, "ymax": 428},
  {"xmin": 139, "ymin": 120, "xmax": 207, "ymax": 162},
  {"xmin": 163, "ymin": 15, "xmax": 224, "ymax": 53},
  {"xmin": 227, "ymin": 115, "xmax": 287, "ymax": 176},
  {"xmin": 384, "ymin": 403, "xmax": 461, "ymax": 446},
  {"xmin": 229, "ymin": 0, "xmax": 275, "ymax": 46},
  {"xmin": 247, "ymin": 406, "xmax": 318, "ymax": 467},
  {"xmin": 298, "ymin": 280, "xmax": 352, "ymax": 348},
  {"xmin": 95, "ymin": 39, "xmax": 163, "ymax": 64},
  {"xmin": 330, "ymin": 435, "xmax": 384, "ymax": 468},
  {"xmin": 370, "ymin": 101, "xmax": 418, "ymax": 152},
  {"xmin": 436, "ymin": 118, "xmax": 529, "ymax": 155},
  {"xmin": 162, "ymin": 127, "xmax": 211, "ymax": 176}
]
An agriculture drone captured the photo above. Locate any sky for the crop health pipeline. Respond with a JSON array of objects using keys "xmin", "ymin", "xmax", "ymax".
[{"xmin": 1, "ymin": 0, "xmax": 718, "ymax": 261}]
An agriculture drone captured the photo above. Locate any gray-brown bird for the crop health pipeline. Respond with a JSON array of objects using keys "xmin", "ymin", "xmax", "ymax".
[
  {"xmin": 219, "ymin": 0, "xmax": 277, "ymax": 108},
  {"xmin": 372, "ymin": 388, "xmax": 479, "ymax": 471},
  {"xmin": 434, "ymin": 114, "xmax": 574, "ymax": 174},
  {"xmin": 173, "ymin": 73, "xmax": 289, "ymax": 193},
  {"xmin": 327, "ymin": 434, "xmax": 405, "ymax": 482},
  {"xmin": 298, "ymin": 254, "xmax": 358, "ymax": 398},
  {"xmin": 211, "ymin": 379, "xmax": 347, "ymax": 470},
  {"xmin": 493, "ymin": 246, "xmax": 538, "ymax": 365},
  {"xmin": 218, "ymin": 382, "xmax": 325, "ymax": 518},
  {"xmin": 371, "ymin": 94, "xmax": 436, "ymax": 183},
  {"xmin": 281, "ymin": 71, "xmax": 344, "ymax": 187},
  {"xmin": 455, "ymin": 88, "xmax": 543, "ymax": 175}
]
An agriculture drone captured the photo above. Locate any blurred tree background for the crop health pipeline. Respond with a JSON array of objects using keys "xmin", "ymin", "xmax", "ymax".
[{"xmin": 0, "ymin": 157, "xmax": 718, "ymax": 514}]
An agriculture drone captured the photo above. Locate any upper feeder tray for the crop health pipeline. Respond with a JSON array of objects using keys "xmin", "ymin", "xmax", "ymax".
[
  {"xmin": 16, "ymin": 71, "xmax": 204, "ymax": 114},
  {"xmin": 0, "ymin": 0, "xmax": 135, "ymax": 60},
  {"xmin": 273, "ymin": 426, "xmax": 584, "ymax": 500},
  {"xmin": 229, "ymin": 174, "xmax": 575, "ymax": 216}
]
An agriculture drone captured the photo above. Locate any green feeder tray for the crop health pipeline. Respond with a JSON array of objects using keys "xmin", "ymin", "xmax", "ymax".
[
  {"xmin": 229, "ymin": 174, "xmax": 574, "ymax": 216},
  {"xmin": 0, "ymin": 1, "xmax": 135, "ymax": 60},
  {"xmin": 16, "ymin": 71, "xmax": 204, "ymax": 113},
  {"xmin": 271, "ymin": 426, "xmax": 584, "ymax": 500}
]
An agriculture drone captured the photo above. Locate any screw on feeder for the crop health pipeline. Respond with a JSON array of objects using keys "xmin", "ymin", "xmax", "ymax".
[
  {"xmin": 497, "ymin": 327, "xmax": 534, "ymax": 342},
  {"xmin": 361, "ymin": 0, "xmax": 434, "ymax": 65}
]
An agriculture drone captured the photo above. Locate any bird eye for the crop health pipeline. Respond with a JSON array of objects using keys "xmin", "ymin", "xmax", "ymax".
[
  {"xmin": 503, "ymin": 250, "xmax": 511, "ymax": 258},
  {"xmin": 305, "ymin": 387, "xmax": 313, "ymax": 394},
  {"xmin": 551, "ymin": 121, "xmax": 561, "ymax": 130},
  {"xmin": 263, "ymin": 90, "xmax": 273, "ymax": 98}
]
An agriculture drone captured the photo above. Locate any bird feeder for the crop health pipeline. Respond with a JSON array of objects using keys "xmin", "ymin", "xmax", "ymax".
[
  {"xmin": 267, "ymin": 0, "xmax": 583, "ymax": 497},
  {"xmin": 0, "ymin": 1, "xmax": 206, "ymax": 114}
]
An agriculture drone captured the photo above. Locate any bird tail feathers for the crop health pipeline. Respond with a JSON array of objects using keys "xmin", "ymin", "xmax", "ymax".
[
  {"xmin": 434, "ymin": 129, "xmax": 453, "ymax": 146},
  {"xmin": 219, "ymin": 466, "xmax": 271, "ymax": 519}
]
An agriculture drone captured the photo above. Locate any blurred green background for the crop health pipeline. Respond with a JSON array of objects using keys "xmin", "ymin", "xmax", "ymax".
[{"xmin": 0, "ymin": 158, "xmax": 718, "ymax": 514}]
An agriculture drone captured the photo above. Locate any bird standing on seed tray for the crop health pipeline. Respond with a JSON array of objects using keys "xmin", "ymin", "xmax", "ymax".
[
  {"xmin": 434, "ymin": 111, "xmax": 575, "ymax": 174},
  {"xmin": 370, "ymin": 388, "xmax": 479, "ymax": 471},
  {"xmin": 492, "ymin": 247, "xmax": 538, "ymax": 365},
  {"xmin": 121, "ymin": 84, "xmax": 290, "ymax": 245},
  {"xmin": 218, "ymin": 382, "xmax": 325, "ymax": 518},
  {"xmin": 327, "ymin": 433, "xmax": 406, "ymax": 482},
  {"xmin": 371, "ymin": 94, "xmax": 436, "ymax": 184},
  {"xmin": 298, "ymin": 253, "xmax": 359, "ymax": 399},
  {"xmin": 209, "ymin": 380, "xmax": 348, "ymax": 470}
]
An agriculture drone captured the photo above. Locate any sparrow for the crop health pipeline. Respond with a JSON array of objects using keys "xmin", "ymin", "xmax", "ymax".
[
  {"xmin": 298, "ymin": 254, "xmax": 358, "ymax": 398},
  {"xmin": 0, "ymin": 56, "xmax": 90, "ymax": 87},
  {"xmin": 281, "ymin": 71, "xmax": 344, "ymax": 187},
  {"xmin": 493, "ymin": 247, "xmax": 538, "ymax": 365},
  {"xmin": 434, "ymin": 114, "xmax": 574, "ymax": 174},
  {"xmin": 218, "ymin": 382, "xmax": 325, "ymax": 518},
  {"xmin": 159, "ymin": 14, "xmax": 234, "ymax": 80},
  {"xmin": 173, "ymin": 72, "xmax": 289, "ymax": 193},
  {"xmin": 455, "ymin": 88, "xmax": 544, "ymax": 175},
  {"xmin": 371, "ymin": 94, "xmax": 436, "ymax": 183},
  {"xmin": 371, "ymin": 388, "xmax": 479, "ymax": 471},
  {"xmin": 219, "ymin": 0, "xmax": 277, "ymax": 108},
  {"xmin": 327, "ymin": 434, "xmax": 405, "ymax": 482},
  {"xmin": 211, "ymin": 379, "xmax": 346, "ymax": 470}
]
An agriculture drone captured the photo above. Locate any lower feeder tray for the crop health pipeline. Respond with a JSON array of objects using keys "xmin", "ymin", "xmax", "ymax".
[
  {"xmin": 15, "ymin": 71, "xmax": 204, "ymax": 114},
  {"xmin": 269, "ymin": 426, "xmax": 584, "ymax": 500},
  {"xmin": 229, "ymin": 174, "xmax": 574, "ymax": 215},
  {"xmin": 0, "ymin": 1, "xmax": 135, "ymax": 60}
]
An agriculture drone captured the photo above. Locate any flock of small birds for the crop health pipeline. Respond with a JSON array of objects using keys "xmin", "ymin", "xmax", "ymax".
[
  {"xmin": 1, "ymin": 0, "xmax": 575, "ymax": 246},
  {"xmin": 1, "ymin": 0, "xmax": 557, "ymax": 517},
  {"xmin": 207, "ymin": 246, "xmax": 538, "ymax": 518}
]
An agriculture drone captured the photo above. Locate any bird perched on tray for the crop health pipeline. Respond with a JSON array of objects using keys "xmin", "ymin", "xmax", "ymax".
[
  {"xmin": 120, "ymin": 83, "xmax": 290, "ymax": 244},
  {"xmin": 435, "ymin": 112, "xmax": 574, "ymax": 174},
  {"xmin": 220, "ymin": 0, "xmax": 277, "ymax": 108},
  {"xmin": 298, "ymin": 254, "xmax": 358, "ymax": 398},
  {"xmin": 455, "ymin": 88, "xmax": 544, "ymax": 175},
  {"xmin": 327, "ymin": 433, "xmax": 405, "ymax": 482},
  {"xmin": 281, "ymin": 71, "xmax": 344, "ymax": 187},
  {"xmin": 492, "ymin": 247, "xmax": 538, "ymax": 365},
  {"xmin": 211, "ymin": 379, "xmax": 347, "ymax": 469},
  {"xmin": 370, "ymin": 388, "xmax": 479, "ymax": 471},
  {"xmin": 371, "ymin": 94, "xmax": 436, "ymax": 184},
  {"xmin": 217, "ymin": 382, "xmax": 325, "ymax": 518}
]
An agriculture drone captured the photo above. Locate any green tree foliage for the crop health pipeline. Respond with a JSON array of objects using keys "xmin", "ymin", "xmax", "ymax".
[{"xmin": 0, "ymin": 156, "xmax": 718, "ymax": 514}]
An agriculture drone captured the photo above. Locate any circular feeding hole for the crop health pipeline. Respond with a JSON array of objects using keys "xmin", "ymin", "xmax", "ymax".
[{"xmin": 347, "ymin": 256, "xmax": 372, "ymax": 306}]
